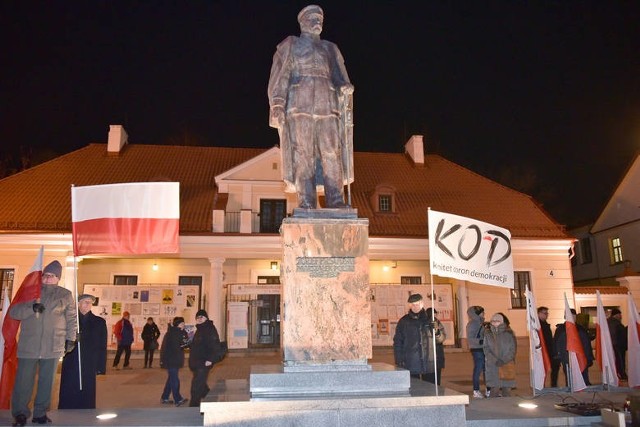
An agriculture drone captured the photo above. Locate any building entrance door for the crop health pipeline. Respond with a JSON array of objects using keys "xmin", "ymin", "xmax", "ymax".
[{"xmin": 251, "ymin": 276, "xmax": 281, "ymax": 348}]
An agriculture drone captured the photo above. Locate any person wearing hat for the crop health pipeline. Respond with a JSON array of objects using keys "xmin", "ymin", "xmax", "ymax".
[
  {"xmin": 112, "ymin": 311, "xmax": 134, "ymax": 370},
  {"xmin": 9, "ymin": 260, "xmax": 77, "ymax": 426},
  {"xmin": 466, "ymin": 305, "xmax": 488, "ymax": 398},
  {"xmin": 160, "ymin": 317, "xmax": 189, "ymax": 407},
  {"xmin": 141, "ymin": 317, "xmax": 161, "ymax": 368},
  {"xmin": 393, "ymin": 293, "xmax": 446, "ymax": 384},
  {"xmin": 58, "ymin": 294, "xmax": 107, "ymax": 409},
  {"xmin": 483, "ymin": 313, "xmax": 517, "ymax": 397},
  {"xmin": 268, "ymin": 4, "xmax": 355, "ymax": 209},
  {"xmin": 188, "ymin": 309, "xmax": 223, "ymax": 407},
  {"xmin": 607, "ymin": 308, "xmax": 628, "ymax": 380}
]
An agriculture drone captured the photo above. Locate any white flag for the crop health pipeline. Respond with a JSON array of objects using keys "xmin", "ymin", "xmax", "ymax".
[
  {"xmin": 627, "ymin": 292, "xmax": 640, "ymax": 388},
  {"xmin": 428, "ymin": 209, "xmax": 513, "ymax": 288},
  {"xmin": 564, "ymin": 294, "xmax": 587, "ymax": 392},
  {"xmin": 595, "ymin": 291, "xmax": 618, "ymax": 386},
  {"xmin": 525, "ymin": 287, "xmax": 546, "ymax": 390}
]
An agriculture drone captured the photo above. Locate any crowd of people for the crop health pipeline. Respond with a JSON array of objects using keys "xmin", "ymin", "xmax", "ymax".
[{"xmin": 8, "ymin": 259, "xmax": 226, "ymax": 427}]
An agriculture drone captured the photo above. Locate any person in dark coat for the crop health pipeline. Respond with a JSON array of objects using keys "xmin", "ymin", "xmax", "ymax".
[
  {"xmin": 58, "ymin": 293, "xmax": 107, "ymax": 409},
  {"xmin": 141, "ymin": 317, "xmax": 161, "ymax": 368},
  {"xmin": 393, "ymin": 294, "xmax": 446, "ymax": 385},
  {"xmin": 112, "ymin": 311, "xmax": 134, "ymax": 369},
  {"xmin": 537, "ymin": 306, "xmax": 560, "ymax": 387},
  {"xmin": 188, "ymin": 309, "xmax": 221, "ymax": 407},
  {"xmin": 607, "ymin": 308, "xmax": 628, "ymax": 380},
  {"xmin": 553, "ymin": 308, "xmax": 594, "ymax": 386},
  {"xmin": 160, "ymin": 317, "xmax": 189, "ymax": 407},
  {"xmin": 466, "ymin": 305, "xmax": 487, "ymax": 398}
]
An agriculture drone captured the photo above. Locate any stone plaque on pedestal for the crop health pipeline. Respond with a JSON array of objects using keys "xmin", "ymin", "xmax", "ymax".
[{"xmin": 280, "ymin": 217, "xmax": 371, "ymax": 369}]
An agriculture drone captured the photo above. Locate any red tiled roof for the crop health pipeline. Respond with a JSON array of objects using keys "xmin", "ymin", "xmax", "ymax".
[{"xmin": 0, "ymin": 144, "xmax": 568, "ymax": 239}]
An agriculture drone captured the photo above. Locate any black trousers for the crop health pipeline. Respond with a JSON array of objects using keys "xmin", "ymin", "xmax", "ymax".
[
  {"xmin": 113, "ymin": 344, "xmax": 131, "ymax": 367},
  {"xmin": 189, "ymin": 367, "xmax": 211, "ymax": 407}
]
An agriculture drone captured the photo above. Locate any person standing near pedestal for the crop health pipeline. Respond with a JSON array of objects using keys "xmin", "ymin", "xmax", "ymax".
[
  {"xmin": 58, "ymin": 293, "xmax": 107, "ymax": 409},
  {"xmin": 9, "ymin": 260, "xmax": 77, "ymax": 426},
  {"xmin": 188, "ymin": 309, "xmax": 221, "ymax": 407},
  {"xmin": 607, "ymin": 308, "xmax": 628, "ymax": 381},
  {"xmin": 141, "ymin": 317, "xmax": 161, "ymax": 368},
  {"xmin": 112, "ymin": 311, "xmax": 133, "ymax": 370},
  {"xmin": 268, "ymin": 4, "xmax": 354, "ymax": 209},
  {"xmin": 160, "ymin": 317, "xmax": 189, "ymax": 407},
  {"xmin": 393, "ymin": 294, "xmax": 446, "ymax": 385}
]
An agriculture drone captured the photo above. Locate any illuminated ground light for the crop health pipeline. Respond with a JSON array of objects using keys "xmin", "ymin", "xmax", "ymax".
[
  {"xmin": 96, "ymin": 413, "xmax": 118, "ymax": 420},
  {"xmin": 517, "ymin": 402, "xmax": 538, "ymax": 409}
]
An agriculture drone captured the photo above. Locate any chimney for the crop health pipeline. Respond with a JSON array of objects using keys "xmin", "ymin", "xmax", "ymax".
[
  {"xmin": 107, "ymin": 125, "xmax": 128, "ymax": 154},
  {"xmin": 404, "ymin": 135, "xmax": 424, "ymax": 165}
]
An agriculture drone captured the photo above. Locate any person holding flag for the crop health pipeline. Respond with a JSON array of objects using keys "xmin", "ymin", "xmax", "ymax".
[
  {"xmin": 554, "ymin": 306, "xmax": 593, "ymax": 389},
  {"xmin": 8, "ymin": 260, "xmax": 77, "ymax": 426}
]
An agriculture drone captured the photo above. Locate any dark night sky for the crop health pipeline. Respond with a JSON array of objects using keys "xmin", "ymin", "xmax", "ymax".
[{"xmin": 2, "ymin": 1, "xmax": 639, "ymax": 228}]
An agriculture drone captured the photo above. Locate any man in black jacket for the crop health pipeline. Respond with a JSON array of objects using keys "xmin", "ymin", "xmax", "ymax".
[{"xmin": 188, "ymin": 309, "xmax": 221, "ymax": 407}]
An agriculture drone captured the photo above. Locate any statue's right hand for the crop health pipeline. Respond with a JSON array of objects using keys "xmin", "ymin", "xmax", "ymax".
[{"xmin": 270, "ymin": 107, "xmax": 285, "ymax": 128}]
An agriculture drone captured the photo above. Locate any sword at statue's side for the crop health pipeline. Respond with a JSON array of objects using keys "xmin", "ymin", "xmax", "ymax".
[{"xmin": 341, "ymin": 90, "xmax": 354, "ymax": 207}]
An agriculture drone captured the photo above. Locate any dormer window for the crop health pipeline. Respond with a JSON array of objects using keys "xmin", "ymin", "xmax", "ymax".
[
  {"xmin": 371, "ymin": 184, "xmax": 396, "ymax": 213},
  {"xmin": 379, "ymin": 195, "xmax": 392, "ymax": 212}
]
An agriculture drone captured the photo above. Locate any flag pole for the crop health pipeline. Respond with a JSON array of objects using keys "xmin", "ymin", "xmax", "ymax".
[
  {"xmin": 427, "ymin": 207, "xmax": 439, "ymax": 392},
  {"xmin": 525, "ymin": 287, "xmax": 537, "ymax": 396},
  {"xmin": 71, "ymin": 184, "xmax": 83, "ymax": 390}
]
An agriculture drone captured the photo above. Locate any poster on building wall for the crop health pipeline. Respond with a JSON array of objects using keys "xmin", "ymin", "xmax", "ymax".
[
  {"xmin": 83, "ymin": 284, "xmax": 200, "ymax": 350},
  {"xmin": 370, "ymin": 284, "xmax": 455, "ymax": 347}
]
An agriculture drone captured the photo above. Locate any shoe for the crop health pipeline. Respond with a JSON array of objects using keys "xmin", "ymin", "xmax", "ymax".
[
  {"xmin": 31, "ymin": 415, "xmax": 52, "ymax": 424},
  {"xmin": 123, "ymin": 366, "xmax": 132, "ymax": 370},
  {"xmin": 161, "ymin": 399, "xmax": 173, "ymax": 404},
  {"xmin": 472, "ymin": 390, "xmax": 484, "ymax": 398},
  {"xmin": 113, "ymin": 365, "xmax": 120, "ymax": 370},
  {"xmin": 485, "ymin": 389, "xmax": 491, "ymax": 398},
  {"xmin": 175, "ymin": 397, "xmax": 188, "ymax": 407},
  {"xmin": 12, "ymin": 414, "xmax": 27, "ymax": 427}
]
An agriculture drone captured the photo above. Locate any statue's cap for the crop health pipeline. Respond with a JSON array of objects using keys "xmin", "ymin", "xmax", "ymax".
[{"xmin": 298, "ymin": 5, "xmax": 323, "ymax": 23}]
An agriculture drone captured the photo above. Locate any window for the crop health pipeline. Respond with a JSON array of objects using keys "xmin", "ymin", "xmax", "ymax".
[
  {"xmin": 260, "ymin": 199, "xmax": 286, "ymax": 233},
  {"xmin": 113, "ymin": 275, "xmax": 137, "ymax": 286},
  {"xmin": 1, "ymin": 269, "xmax": 14, "ymax": 310},
  {"xmin": 580, "ymin": 238, "xmax": 592, "ymax": 264},
  {"xmin": 609, "ymin": 237, "xmax": 624, "ymax": 265},
  {"xmin": 178, "ymin": 276, "xmax": 202, "ymax": 286},
  {"xmin": 510, "ymin": 271, "xmax": 530, "ymax": 309},
  {"xmin": 400, "ymin": 276, "xmax": 422, "ymax": 284},
  {"xmin": 379, "ymin": 195, "xmax": 392, "ymax": 212}
]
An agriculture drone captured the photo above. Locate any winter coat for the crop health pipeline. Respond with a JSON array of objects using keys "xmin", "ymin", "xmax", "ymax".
[
  {"xmin": 539, "ymin": 319, "xmax": 555, "ymax": 360},
  {"xmin": 141, "ymin": 322, "xmax": 161, "ymax": 350},
  {"xmin": 114, "ymin": 317, "xmax": 134, "ymax": 346},
  {"xmin": 58, "ymin": 310, "xmax": 107, "ymax": 409},
  {"xmin": 9, "ymin": 284, "xmax": 77, "ymax": 359},
  {"xmin": 466, "ymin": 307, "xmax": 485, "ymax": 351},
  {"xmin": 393, "ymin": 308, "xmax": 445, "ymax": 374},
  {"xmin": 188, "ymin": 320, "xmax": 221, "ymax": 370},
  {"xmin": 607, "ymin": 317, "xmax": 627, "ymax": 353},
  {"xmin": 483, "ymin": 322, "xmax": 517, "ymax": 389},
  {"xmin": 553, "ymin": 323, "xmax": 594, "ymax": 366},
  {"xmin": 160, "ymin": 325, "xmax": 188, "ymax": 369}
]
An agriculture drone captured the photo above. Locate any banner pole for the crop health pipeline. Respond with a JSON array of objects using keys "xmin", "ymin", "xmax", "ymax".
[{"xmin": 525, "ymin": 288, "xmax": 537, "ymax": 396}]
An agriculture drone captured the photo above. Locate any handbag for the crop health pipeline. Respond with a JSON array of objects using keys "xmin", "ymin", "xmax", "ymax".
[
  {"xmin": 498, "ymin": 361, "xmax": 516, "ymax": 380},
  {"xmin": 150, "ymin": 339, "xmax": 159, "ymax": 350}
]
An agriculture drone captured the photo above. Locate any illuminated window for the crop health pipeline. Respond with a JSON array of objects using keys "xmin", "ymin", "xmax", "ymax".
[
  {"xmin": 609, "ymin": 237, "xmax": 624, "ymax": 264},
  {"xmin": 401, "ymin": 276, "xmax": 422, "ymax": 284},
  {"xmin": 510, "ymin": 271, "xmax": 530, "ymax": 309}
]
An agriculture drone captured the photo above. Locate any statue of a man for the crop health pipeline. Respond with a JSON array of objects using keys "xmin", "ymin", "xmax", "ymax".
[{"xmin": 268, "ymin": 4, "xmax": 354, "ymax": 209}]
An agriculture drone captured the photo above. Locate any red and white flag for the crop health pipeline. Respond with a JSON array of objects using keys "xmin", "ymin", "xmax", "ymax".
[
  {"xmin": 564, "ymin": 293, "xmax": 587, "ymax": 392},
  {"xmin": 0, "ymin": 247, "xmax": 43, "ymax": 409},
  {"xmin": 595, "ymin": 290, "xmax": 618, "ymax": 386},
  {"xmin": 72, "ymin": 182, "xmax": 180, "ymax": 256},
  {"xmin": 525, "ymin": 286, "xmax": 550, "ymax": 390},
  {"xmin": 628, "ymin": 292, "xmax": 640, "ymax": 388}
]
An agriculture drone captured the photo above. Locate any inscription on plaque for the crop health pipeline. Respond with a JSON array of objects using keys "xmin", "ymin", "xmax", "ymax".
[{"xmin": 296, "ymin": 257, "xmax": 355, "ymax": 278}]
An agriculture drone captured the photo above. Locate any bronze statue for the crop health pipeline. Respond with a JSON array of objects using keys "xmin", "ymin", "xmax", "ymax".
[{"xmin": 268, "ymin": 4, "xmax": 354, "ymax": 209}]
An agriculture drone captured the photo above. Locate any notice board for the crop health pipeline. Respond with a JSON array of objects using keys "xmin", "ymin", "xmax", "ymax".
[{"xmin": 82, "ymin": 284, "xmax": 201, "ymax": 350}]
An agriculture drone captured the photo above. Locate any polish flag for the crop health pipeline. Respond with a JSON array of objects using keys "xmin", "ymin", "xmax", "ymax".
[
  {"xmin": 595, "ymin": 291, "xmax": 618, "ymax": 386},
  {"xmin": 72, "ymin": 182, "xmax": 180, "ymax": 256},
  {"xmin": 0, "ymin": 247, "xmax": 43, "ymax": 409},
  {"xmin": 525, "ymin": 286, "xmax": 549, "ymax": 390},
  {"xmin": 564, "ymin": 294, "xmax": 587, "ymax": 392},
  {"xmin": 628, "ymin": 292, "xmax": 640, "ymax": 388}
]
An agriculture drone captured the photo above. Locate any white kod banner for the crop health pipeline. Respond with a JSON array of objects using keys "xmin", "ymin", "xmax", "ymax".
[{"xmin": 428, "ymin": 209, "xmax": 514, "ymax": 288}]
